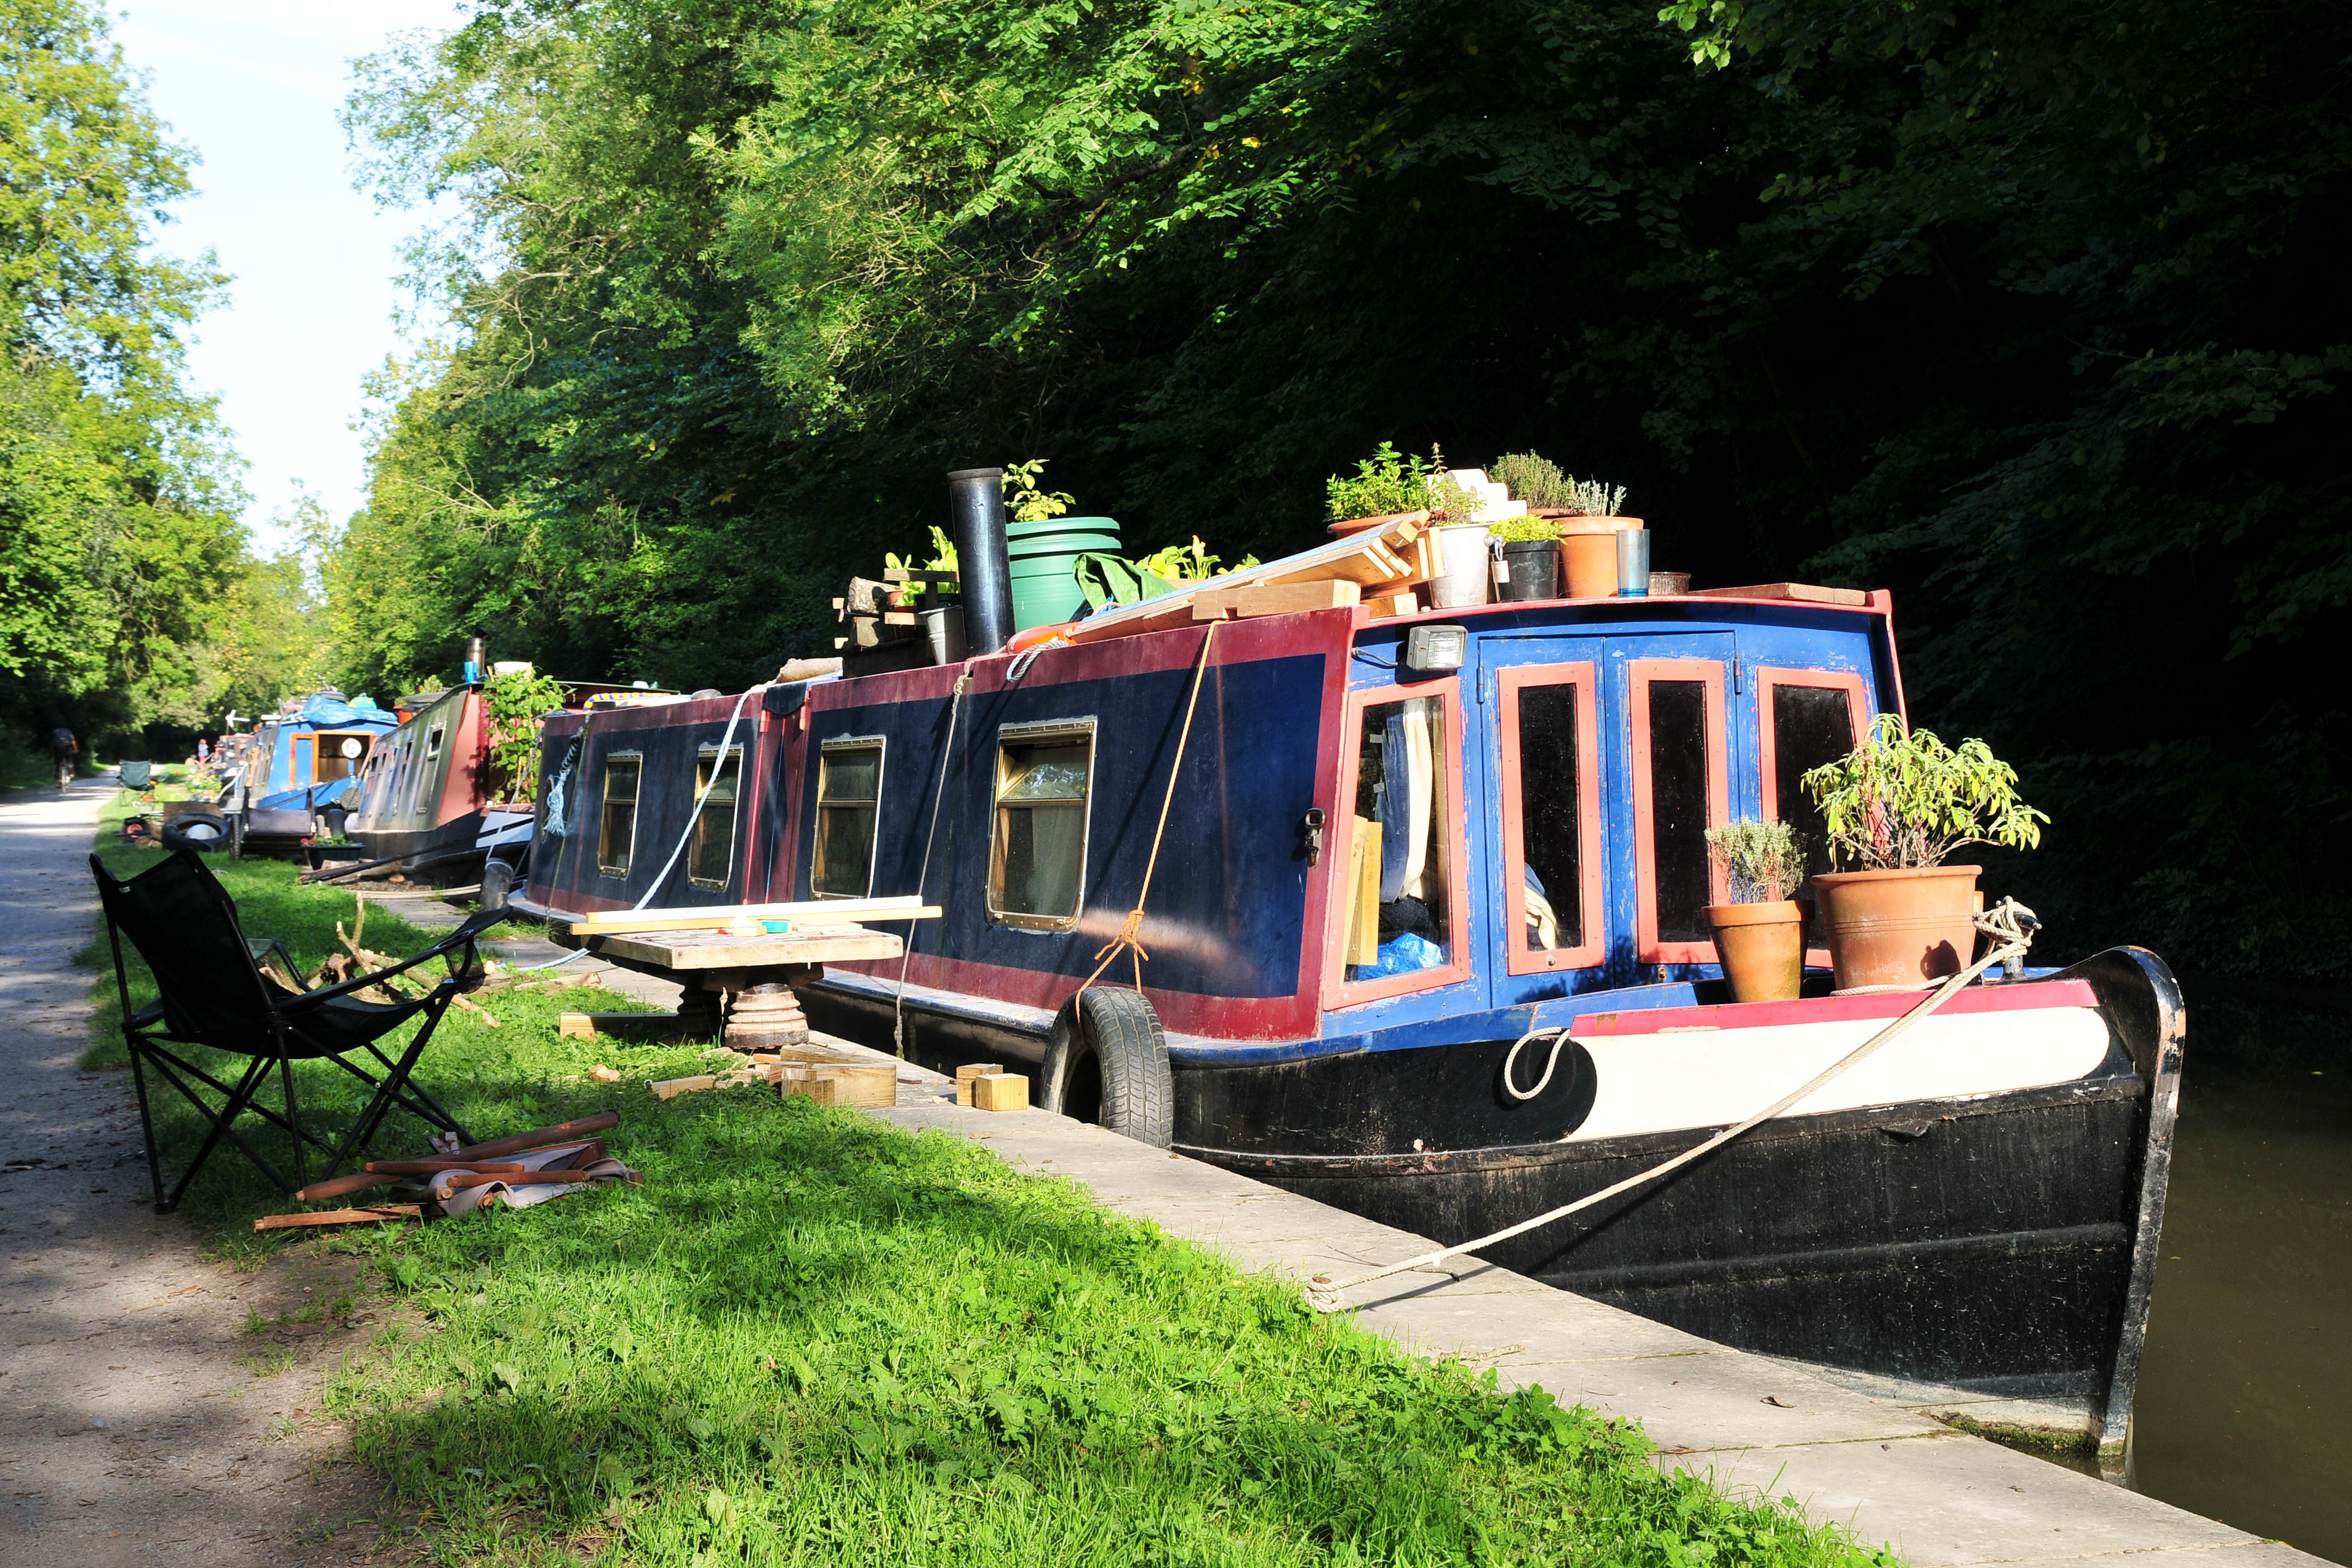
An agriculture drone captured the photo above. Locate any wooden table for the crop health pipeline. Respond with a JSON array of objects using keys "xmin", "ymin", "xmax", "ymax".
[{"xmin": 572, "ymin": 922, "xmax": 903, "ymax": 1047}]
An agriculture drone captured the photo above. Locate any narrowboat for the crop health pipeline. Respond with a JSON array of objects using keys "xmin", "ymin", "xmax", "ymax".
[
  {"xmin": 514, "ymin": 496, "xmax": 2179, "ymax": 1457},
  {"xmin": 226, "ymin": 692, "xmax": 403, "ymax": 845},
  {"xmin": 349, "ymin": 677, "xmax": 676, "ymax": 880}
]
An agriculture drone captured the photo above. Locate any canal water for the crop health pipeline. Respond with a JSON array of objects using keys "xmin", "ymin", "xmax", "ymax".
[{"xmin": 2124, "ymin": 1000, "xmax": 2352, "ymax": 1562}]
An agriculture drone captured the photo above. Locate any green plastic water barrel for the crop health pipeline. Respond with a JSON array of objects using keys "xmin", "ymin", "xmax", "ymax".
[{"xmin": 1007, "ymin": 516, "xmax": 1122, "ymax": 631}]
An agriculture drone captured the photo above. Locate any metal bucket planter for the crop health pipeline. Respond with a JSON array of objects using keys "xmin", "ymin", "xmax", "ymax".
[{"xmin": 1426, "ymin": 524, "xmax": 1495, "ymax": 609}]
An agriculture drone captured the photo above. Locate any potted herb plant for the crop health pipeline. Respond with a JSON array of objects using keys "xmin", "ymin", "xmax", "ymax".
[
  {"xmin": 1489, "ymin": 515, "xmax": 1562, "ymax": 600},
  {"xmin": 1702, "ymin": 820, "xmax": 1807, "ymax": 1002},
  {"xmin": 1556, "ymin": 479, "xmax": 1639, "ymax": 599},
  {"xmin": 1800, "ymin": 715, "xmax": 2048, "ymax": 991}
]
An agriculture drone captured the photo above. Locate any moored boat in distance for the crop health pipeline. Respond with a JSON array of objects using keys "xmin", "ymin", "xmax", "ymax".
[
  {"xmin": 226, "ymin": 692, "xmax": 403, "ymax": 848},
  {"xmin": 513, "ymin": 500, "xmax": 2181, "ymax": 1459}
]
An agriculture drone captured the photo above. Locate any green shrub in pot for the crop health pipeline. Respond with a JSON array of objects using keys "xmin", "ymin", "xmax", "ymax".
[{"xmin": 1702, "ymin": 819, "xmax": 1807, "ymax": 1001}]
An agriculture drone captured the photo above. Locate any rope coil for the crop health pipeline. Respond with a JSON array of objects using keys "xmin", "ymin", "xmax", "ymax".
[{"xmin": 1304, "ymin": 897, "xmax": 2041, "ymax": 1313}]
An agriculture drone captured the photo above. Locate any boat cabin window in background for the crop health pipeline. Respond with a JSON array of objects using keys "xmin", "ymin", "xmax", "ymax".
[
  {"xmin": 1757, "ymin": 669, "xmax": 1868, "ymax": 893},
  {"xmin": 812, "ymin": 737, "xmax": 885, "ymax": 898},
  {"xmin": 1336, "ymin": 685, "xmax": 1471, "ymax": 1003},
  {"xmin": 291, "ymin": 734, "xmax": 315, "ymax": 786},
  {"xmin": 316, "ymin": 734, "xmax": 367, "ymax": 783},
  {"xmin": 688, "ymin": 745, "xmax": 742, "ymax": 890},
  {"xmin": 1499, "ymin": 665, "xmax": 1604, "ymax": 973},
  {"xmin": 599, "ymin": 753, "xmax": 642, "ymax": 877},
  {"xmin": 411, "ymin": 724, "xmax": 446, "ymax": 819},
  {"xmin": 1628, "ymin": 659, "xmax": 1729, "ymax": 964},
  {"xmin": 988, "ymin": 720, "xmax": 1095, "ymax": 930}
]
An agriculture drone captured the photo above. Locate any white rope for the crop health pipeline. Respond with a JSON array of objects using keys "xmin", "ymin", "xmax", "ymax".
[
  {"xmin": 1500, "ymin": 1026, "xmax": 1571, "ymax": 1102},
  {"xmin": 894, "ymin": 666, "xmax": 973, "ymax": 1056},
  {"xmin": 1304, "ymin": 898, "xmax": 2041, "ymax": 1313}
]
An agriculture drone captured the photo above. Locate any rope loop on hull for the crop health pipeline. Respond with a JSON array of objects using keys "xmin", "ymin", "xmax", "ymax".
[{"xmin": 1303, "ymin": 898, "xmax": 2042, "ymax": 1313}]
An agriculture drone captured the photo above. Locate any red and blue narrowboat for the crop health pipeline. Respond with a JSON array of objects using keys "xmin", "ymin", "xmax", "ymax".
[
  {"xmin": 225, "ymin": 692, "xmax": 403, "ymax": 846},
  {"xmin": 514, "ymin": 496, "xmax": 2180, "ymax": 1459}
]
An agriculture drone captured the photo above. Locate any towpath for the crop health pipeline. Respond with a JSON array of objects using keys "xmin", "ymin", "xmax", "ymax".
[
  {"xmin": 873, "ymin": 1084, "xmax": 2343, "ymax": 1568},
  {"xmin": 0, "ymin": 783, "xmax": 391, "ymax": 1566}
]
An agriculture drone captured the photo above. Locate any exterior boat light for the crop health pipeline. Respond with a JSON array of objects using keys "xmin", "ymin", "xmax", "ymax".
[{"xmin": 1404, "ymin": 624, "xmax": 1467, "ymax": 674}]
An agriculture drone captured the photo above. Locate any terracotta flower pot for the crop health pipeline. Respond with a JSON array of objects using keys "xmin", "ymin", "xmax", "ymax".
[
  {"xmin": 1705, "ymin": 900, "xmax": 1805, "ymax": 1002},
  {"xmin": 1558, "ymin": 516, "xmax": 1644, "ymax": 599},
  {"xmin": 1810, "ymin": 865, "xmax": 1981, "ymax": 991}
]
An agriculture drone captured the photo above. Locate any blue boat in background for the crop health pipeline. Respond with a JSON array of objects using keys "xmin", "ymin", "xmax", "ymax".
[{"xmin": 226, "ymin": 692, "xmax": 403, "ymax": 846}]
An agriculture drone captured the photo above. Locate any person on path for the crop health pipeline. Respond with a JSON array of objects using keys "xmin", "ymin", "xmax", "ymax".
[{"xmin": 49, "ymin": 726, "xmax": 78, "ymax": 790}]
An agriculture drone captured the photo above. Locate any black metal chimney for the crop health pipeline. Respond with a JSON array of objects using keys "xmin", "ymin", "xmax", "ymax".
[{"xmin": 947, "ymin": 466, "xmax": 1013, "ymax": 655}]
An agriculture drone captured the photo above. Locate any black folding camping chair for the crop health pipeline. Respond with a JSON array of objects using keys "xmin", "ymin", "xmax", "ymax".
[{"xmin": 91, "ymin": 849, "xmax": 506, "ymax": 1211}]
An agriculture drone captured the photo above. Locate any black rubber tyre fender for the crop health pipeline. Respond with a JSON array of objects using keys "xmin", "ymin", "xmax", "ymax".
[
  {"xmin": 1040, "ymin": 988, "xmax": 1174, "ymax": 1147},
  {"xmin": 478, "ymin": 856, "xmax": 517, "ymax": 912},
  {"xmin": 159, "ymin": 811, "xmax": 231, "ymax": 853}
]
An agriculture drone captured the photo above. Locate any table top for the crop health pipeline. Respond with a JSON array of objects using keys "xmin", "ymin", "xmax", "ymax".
[{"xmin": 585, "ymin": 922, "xmax": 903, "ymax": 970}]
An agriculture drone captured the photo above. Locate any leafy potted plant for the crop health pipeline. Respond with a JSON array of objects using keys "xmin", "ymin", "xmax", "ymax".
[
  {"xmin": 1702, "ymin": 820, "xmax": 1807, "ymax": 1002},
  {"xmin": 1489, "ymin": 515, "xmax": 1562, "ymax": 601},
  {"xmin": 1800, "ymin": 715, "xmax": 2048, "ymax": 991}
]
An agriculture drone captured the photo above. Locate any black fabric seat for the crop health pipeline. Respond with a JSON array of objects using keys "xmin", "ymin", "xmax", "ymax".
[{"xmin": 91, "ymin": 850, "xmax": 506, "ymax": 1211}]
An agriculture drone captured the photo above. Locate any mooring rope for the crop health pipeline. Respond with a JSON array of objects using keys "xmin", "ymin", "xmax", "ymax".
[
  {"xmin": 894, "ymin": 665, "xmax": 973, "ymax": 1056},
  {"xmin": 1079, "ymin": 618, "xmax": 1222, "ymax": 996},
  {"xmin": 1303, "ymin": 897, "xmax": 2041, "ymax": 1313}
]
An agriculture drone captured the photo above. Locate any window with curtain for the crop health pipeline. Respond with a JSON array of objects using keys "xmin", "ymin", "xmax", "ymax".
[
  {"xmin": 813, "ymin": 738, "xmax": 884, "ymax": 897},
  {"xmin": 599, "ymin": 754, "xmax": 641, "ymax": 876},
  {"xmin": 990, "ymin": 723, "xmax": 1094, "ymax": 927},
  {"xmin": 688, "ymin": 746, "xmax": 740, "ymax": 889},
  {"xmin": 1343, "ymin": 695, "xmax": 1453, "ymax": 982}
]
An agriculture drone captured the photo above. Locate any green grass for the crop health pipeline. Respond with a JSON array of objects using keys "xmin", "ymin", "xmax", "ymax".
[{"xmin": 78, "ymin": 799, "xmax": 1897, "ymax": 1568}]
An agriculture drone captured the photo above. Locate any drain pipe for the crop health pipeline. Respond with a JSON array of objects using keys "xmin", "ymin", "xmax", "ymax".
[{"xmin": 947, "ymin": 466, "xmax": 1014, "ymax": 656}]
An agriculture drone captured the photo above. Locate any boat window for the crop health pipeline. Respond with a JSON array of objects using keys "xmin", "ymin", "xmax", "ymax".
[
  {"xmin": 688, "ymin": 746, "xmax": 741, "ymax": 890},
  {"xmin": 813, "ymin": 738, "xmax": 885, "ymax": 898},
  {"xmin": 315, "ymin": 734, "xmax": 365, "ymax": 784},
  {"xmin": 1629, "ymin": 657, "xmax": 1729, "ymax": 962},
  {"xmin": 599, "ymin": 753, "xmax": 642, "ymax": 876},
  {"xmin": 291, "ymin": 734, "xmax": 314, "ymax": 786},
  {"xmin": 988, "ymin": 721, "xmax": 1094, "ymax": 929},
  {"xmin": 1341, "ymin": 693, "xmax": 1457, "ymax": 985},
  {"xmin": 1763, "ymin": 676, "xmax": 1864, "ymax": 889},
  {"xmin": 413, "ymin": 724, "xmax": 446, "ymax": 818},
  {"xmin": 1500, "ymin": 665, "xmax": 1603, "ymax": 972}
]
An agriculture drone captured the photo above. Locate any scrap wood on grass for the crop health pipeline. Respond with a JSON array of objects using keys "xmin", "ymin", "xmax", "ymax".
[{"xmin": 322, "ymin": 1094, "xmax": 1901, "ymax": 1568}]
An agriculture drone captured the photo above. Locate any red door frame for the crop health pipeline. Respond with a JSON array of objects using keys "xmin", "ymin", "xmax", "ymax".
[
  {"xmin": 1322, "ymin": 680, "xmax": 1475, "ymax": 1009},
  {"xmin": 1627, "ymin": 657, "xmax": 1730, "ymax": 965},
  {"xmin": 1496, "ymin": 663, "xmax": 1606, "ymax": 973}
]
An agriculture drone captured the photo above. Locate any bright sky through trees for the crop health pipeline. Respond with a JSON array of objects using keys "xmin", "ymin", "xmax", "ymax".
[{"xmin": 112, "ymin": 0, "xmax": 459, "ymax": 546}]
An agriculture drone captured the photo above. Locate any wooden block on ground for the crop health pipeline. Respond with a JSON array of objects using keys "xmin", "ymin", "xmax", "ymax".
[
  {"xmin": 650, "ymin": 1075, "xmax": 717, "ymax": 1100},
  {"xmin": 781, "ymin": 1074, "xmax": 838, "ymax": 1106},
  {"xmin": 973, "ymin": 1072, "xmax": 1030, "ymax": 1112},
  {"xmin": 813, "ymin": 1064, "xmax": 897, "ymax": 1107},
  {"xmin": 559, "ymin": 1012, "xmax": 594, "ymax": 1039},
  {"xmin": 955, "ymin": 1062, "xmax": 1006, "ymax": 1107}
]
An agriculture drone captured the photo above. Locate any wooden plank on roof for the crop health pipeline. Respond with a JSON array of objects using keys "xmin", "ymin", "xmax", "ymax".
[
  {"xmin": 1684, "ymin": 582, "xmax": 1870, "ymax": 606},
  {"xmin": 1191, "ymin": 580, "xmax": 1362, "ymax": 621},
  {"xmin": 1060, "ymin": 515, "xmax": 1426, "ymax": 643}
]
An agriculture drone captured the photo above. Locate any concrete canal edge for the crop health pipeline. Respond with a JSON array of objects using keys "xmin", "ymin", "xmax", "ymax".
[{"xmin": 841, "ymin": 1055, "xmax": 2339, "ymax": 1568}]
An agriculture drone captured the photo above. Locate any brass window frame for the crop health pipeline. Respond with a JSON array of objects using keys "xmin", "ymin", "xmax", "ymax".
[
  {"xmin": 687, "ymin": 743, "xmax": 744, "ymax": 891},
  {"xmin": 598, "ymin": 751, "xmax": 643, "ymax": 877},
  {"xmin": 811, "ymin": 735, "xmax": 887, "ymax": 899},
  {"xmin": 986, "ymin": 718, "xmax": 1097, "ymax": 932}
]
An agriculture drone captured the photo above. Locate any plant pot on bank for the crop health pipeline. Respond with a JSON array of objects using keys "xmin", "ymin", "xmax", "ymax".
[{"xmin": 1810, "ymin": 865, "xmax": 1981, "ymax": 991}]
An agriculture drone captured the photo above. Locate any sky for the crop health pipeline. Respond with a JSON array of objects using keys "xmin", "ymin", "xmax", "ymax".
[{"xmin": 112, "ymin": 1, "xmax": 468, "ymax": 550}]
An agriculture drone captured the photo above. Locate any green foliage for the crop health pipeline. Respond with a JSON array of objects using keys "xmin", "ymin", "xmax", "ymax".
[
  {"xmin": 1489, "ymin": 515, "xmax": 1562, "ymax": 543},
  {"xmin": 1570, "ymin": 479, "xmax": 1628, "ymax": 519},
  {"xmin": 1802, "ymin": 715, "xmax": 2048, "ymax": 872},
  {"xmin": 1326, "ymin": 442, "xmax": 1439, "ymax": 524},
  {"xmin": 482, "ymin": 666, "xmax": 567, "ymax": 803},
  {"xmin": 0, "ymin": 0, "xmax": 251, "ymax": 758},
  {"xmin": 1001, "ymin": 459, "xmax": 1073, "ymax": 525},
  {"xmin": 1706, "ymin": 819, "xmax": 1804, "ymax": 903},
  {"xmin": 1492, "ymin": 451, "xmax": 1575, "ymax": 510},
  {"xmin": 1073, "ymin": 535, "xmax": 1262, "ymax": 612}
]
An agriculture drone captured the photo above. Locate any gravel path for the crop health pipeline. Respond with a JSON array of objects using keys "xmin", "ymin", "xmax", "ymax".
[{"xmin": 0, "ymin": 784, "xmax": 395, "ymax": 1566}]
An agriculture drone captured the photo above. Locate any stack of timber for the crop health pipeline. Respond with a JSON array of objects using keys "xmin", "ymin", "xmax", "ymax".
[
  {"xmin": 1063, "ymin": 511, "xmax": 1437, "ymax": 645},
  {"xmin": 833, "ymin": 568, "xmax": 960, "ymax": 674},
  {"xmin": 565, "ymin": 895, "xmax": 941, "ymax": 937}
]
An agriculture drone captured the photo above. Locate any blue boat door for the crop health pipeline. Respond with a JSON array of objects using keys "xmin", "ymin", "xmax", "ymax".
[{"xmin": 1478, "ymin": 629, "xmax": 1746, "ymax": 1000}]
